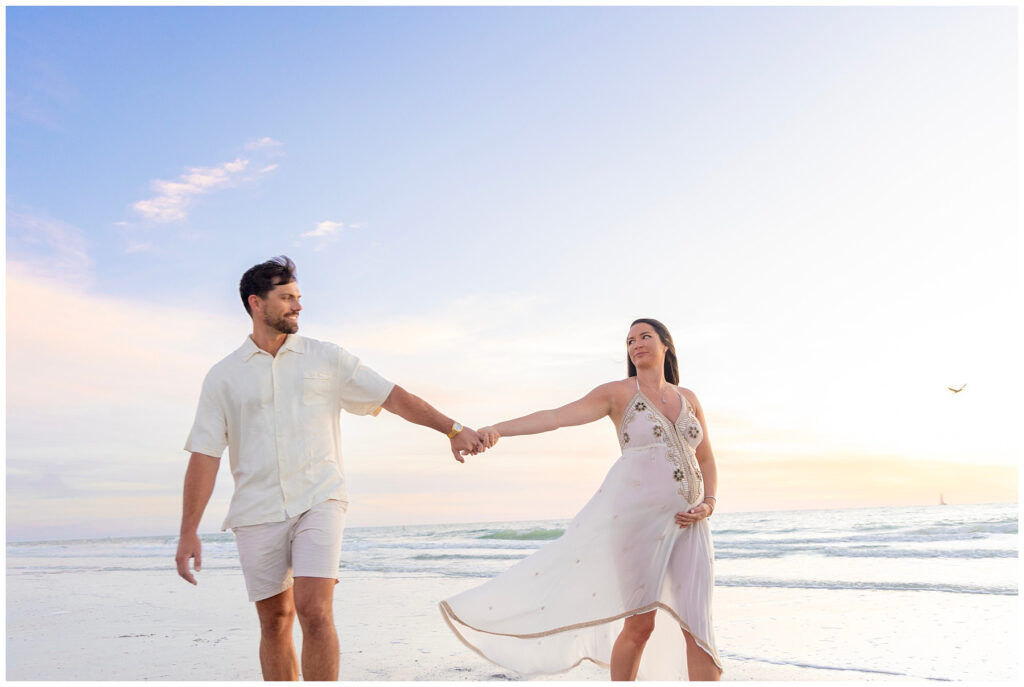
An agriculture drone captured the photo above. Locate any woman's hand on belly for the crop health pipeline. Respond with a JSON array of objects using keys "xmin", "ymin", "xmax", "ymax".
[{"xmin": 674, "ymin": 502, "xmax": 712, "ymax": 528}]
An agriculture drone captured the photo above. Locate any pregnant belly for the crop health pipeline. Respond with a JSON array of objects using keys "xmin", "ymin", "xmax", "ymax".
[{"xmin": 607, "ymin": 448, "xmax": 694, "ymax": 512}]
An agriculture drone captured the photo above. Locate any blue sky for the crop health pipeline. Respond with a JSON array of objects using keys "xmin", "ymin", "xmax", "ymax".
[{"xmin": 6, "ymin": 6, "xmax": 1019, "ymax": 540}]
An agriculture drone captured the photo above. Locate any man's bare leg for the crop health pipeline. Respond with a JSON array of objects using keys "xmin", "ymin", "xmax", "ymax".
[
  {"xmin": 255, "ymin": 588, "xmax": 298, "ymax": 680},
  {"xmin": 293, "ymin": 577, "xmax": 339, "ymax": 680}
]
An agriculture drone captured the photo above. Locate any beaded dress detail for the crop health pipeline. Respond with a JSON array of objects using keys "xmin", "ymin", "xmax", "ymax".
[
  {"xmin": 440, "ymin": 380, "xmax": 720, "ymax": 679},
  {"xmin": 619, "ymin": 388, "xmax": 704, "ymax": 504}
]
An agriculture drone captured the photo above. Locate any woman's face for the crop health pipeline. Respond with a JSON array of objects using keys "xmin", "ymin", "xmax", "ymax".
[{"xmin": 626, "ymin": 322, "xmax": 667, "ymax": 369}]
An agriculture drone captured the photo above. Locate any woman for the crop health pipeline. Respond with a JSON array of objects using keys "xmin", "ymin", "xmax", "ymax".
[{"xmin": 440, "ymin": 319, "xmax": 722, "ymax": 681}]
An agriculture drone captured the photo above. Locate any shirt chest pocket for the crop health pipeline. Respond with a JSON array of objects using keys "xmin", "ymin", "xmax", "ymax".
[{"xmin": 302, "ymin": 371, "xmax": 334, "ymax": 405}]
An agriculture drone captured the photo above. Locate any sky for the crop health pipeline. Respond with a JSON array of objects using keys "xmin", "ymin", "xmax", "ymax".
[{"xmin": 5, "ymin": 5, "xmax": 1020, "ymax": 541}]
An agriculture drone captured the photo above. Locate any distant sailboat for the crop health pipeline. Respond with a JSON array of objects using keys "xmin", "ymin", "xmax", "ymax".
[{"xmin": 939, "ymin": 493, "xmax": 947, "ymax": 506}]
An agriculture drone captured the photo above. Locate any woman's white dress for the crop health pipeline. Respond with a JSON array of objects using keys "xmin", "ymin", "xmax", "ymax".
[{"xmin": 440, "ymin": 383, "xmax": 721, "ymax": 679}]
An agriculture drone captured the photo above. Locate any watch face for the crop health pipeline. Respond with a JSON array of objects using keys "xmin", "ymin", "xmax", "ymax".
[{"xmin": 453, "ymin": 423, "xmax": 463, "ymax": 432}]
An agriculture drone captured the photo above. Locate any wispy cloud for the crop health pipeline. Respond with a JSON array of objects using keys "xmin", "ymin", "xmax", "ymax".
[
  {"xmin": 133, "ymin": 158, "xmax": 253, "ymax": 222},
  {"xmin": 244, "ymin": 136, "xmax": 283, "ymax": 151},
  {"xmin": 303, "ymin": 220, "xmax": 345, "ymax": 238},
  {"xmin": 132, "ymin": 138, "xmax": 283, "ymax": 223},
  {"xmin": 5, "ymin": 211, "xmax": 94, "ymax": 286},
  {"xmin": 301, "ymin": 220, "xmax": 347, "ymax": 250}
]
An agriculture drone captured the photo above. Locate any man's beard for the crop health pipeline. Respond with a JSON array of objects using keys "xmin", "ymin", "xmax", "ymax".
[{"xmin": 265, "ymin": 312, "xmax": 298, "ymax": 334}]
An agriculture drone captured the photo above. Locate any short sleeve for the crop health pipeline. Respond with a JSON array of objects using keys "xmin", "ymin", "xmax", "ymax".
[
  {"xmin": 183, "ymin": 369, "xmax": 228, "ymax": 457},
  {"xmin": 335, "ymin": 347, "xmax": 395, "ymax": 416}
]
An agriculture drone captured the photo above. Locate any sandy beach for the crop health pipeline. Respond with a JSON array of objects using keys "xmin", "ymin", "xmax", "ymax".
[{"xmin": 7, "ymin": 562, "xmax": 1015, "ymax": 681}]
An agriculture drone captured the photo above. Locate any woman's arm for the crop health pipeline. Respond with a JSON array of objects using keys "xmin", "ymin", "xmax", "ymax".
[
  {"xmin": 676, "ymin": 390, "xmax": 719, "ymax": 527},
  {"xmin": 480, "ymin": 382, "xmax": 619, "ymax": 447},
  {"xmin": 690, "ymin": 393, "xmax": 718, "ymax": 504}
]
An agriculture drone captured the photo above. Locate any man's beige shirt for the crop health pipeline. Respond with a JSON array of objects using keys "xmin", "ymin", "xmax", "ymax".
[{"xmin": 184, "ymin": 334, "xmax": 394, "ymax": 530}]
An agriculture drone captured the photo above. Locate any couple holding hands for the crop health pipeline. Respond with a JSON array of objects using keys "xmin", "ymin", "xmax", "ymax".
[{"xmin": 176, "ymin": 256, "xmax": 721, "ymax": 681}]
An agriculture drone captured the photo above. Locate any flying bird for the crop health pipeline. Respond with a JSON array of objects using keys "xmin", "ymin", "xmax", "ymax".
[{"xmin": 947, "ymin": 384, "xmax": 967, "ymax": 394}]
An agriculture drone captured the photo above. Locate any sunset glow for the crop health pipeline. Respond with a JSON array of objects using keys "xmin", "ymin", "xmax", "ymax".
[{"xmin": 6, "ymin": 6, "xmax": 1018, "ymax": 540}]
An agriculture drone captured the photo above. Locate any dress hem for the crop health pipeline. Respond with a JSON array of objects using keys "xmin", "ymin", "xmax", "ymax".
[{"xmin": 439, "ymin": 599, "xmax": 723, "ymax": 675}]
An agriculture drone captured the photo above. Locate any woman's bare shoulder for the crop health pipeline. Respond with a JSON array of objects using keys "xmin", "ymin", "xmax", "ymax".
[
  {"xmin": 591, "ymin": 378, "xmax": 637, "ymax": 401},
  {"xmin": 675, "ymin": 385, "xmax": 701, "ymax": 408}
]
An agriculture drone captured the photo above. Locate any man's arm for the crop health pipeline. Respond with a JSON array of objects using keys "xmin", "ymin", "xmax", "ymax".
[
  {"xmin": 174, "ymin": 452, "xmax": 221, "ymax": 584},
  {"xmin": 381, "ymin": 385, "xmax": 485, "ymax": 463}
]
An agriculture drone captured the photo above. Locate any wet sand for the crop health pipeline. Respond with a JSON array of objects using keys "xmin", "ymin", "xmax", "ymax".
[{"xmin": 11, "ymin": 562, "xmax": 1006, "ymax": 681}]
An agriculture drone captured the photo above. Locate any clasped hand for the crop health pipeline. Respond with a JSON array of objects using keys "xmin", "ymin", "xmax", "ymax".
[
  {"xmin": 478, "ymin": 426, "xmax": 500, "ymax": 449},
  {"xmin": 450, "ymin": 426, "xmax": 487, "ymax": 462},
  {"xmin": 450, "ymin": 426, "xmax": 501, "ymax": 462}
]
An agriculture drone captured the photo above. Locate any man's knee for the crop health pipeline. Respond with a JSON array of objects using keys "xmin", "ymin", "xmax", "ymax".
[
  {"xmin": 297, "ymin": 610, "xmax": 335, "ymax": 641},
  {"xmin": 294, "ymin": 579, "xmax": 336, "ymax": 635},
  {"xmin": 256, "ymin": 594, "xmax": 296, "ymax": 637},
  {"xmin": 295, "ymin": 600, "xmax": 333, "ymax": 631}
]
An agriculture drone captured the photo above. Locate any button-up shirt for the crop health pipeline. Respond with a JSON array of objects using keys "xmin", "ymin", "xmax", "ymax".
[{"xmin": 184, "ymin": 334, "xmax": 394, "ymax": 530}]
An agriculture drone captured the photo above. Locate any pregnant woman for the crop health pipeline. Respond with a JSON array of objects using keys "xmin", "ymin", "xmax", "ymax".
[{"xmin": 440, "ymin": 318, "xmax": 722, "ymax": 681}]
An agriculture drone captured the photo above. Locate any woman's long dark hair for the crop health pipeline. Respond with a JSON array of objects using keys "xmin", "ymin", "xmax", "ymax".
[{"xmin": 626, "ymin": 318, "xmax": 679, "ymax": 384}]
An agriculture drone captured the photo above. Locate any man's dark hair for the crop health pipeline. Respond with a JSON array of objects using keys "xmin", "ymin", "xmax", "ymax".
[{"xmin": 239, "ymin": 256, "xmax": 297, "ymax": 316}]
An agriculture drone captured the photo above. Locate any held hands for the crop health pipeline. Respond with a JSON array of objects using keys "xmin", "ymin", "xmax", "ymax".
[
  {"xmin": 450, "ymin": 427, "xmax": 486, "ymax": 463},
  {"xmin": 674, "ymin": 501, "xmax": 714, "ymax": 529},
  {"xmin": 448, "ymin": 424, "xmax": 501, "ymax": 462},
  {"xmin": 478, "ymin": 426, "xmax": 501, "ymax": 449}
]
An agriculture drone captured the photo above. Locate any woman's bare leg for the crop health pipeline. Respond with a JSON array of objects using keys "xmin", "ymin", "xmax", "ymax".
[
  {"xmin": 683, "ymin": 628, "xmax": 722, "ymax": 681},
  {"xmin": 610, "ymin": 611, "xmax": 656, "ymax": 681}
]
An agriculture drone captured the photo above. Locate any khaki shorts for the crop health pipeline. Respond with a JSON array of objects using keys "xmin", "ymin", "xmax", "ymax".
[{"xmin": 232, "ymin": 499, "xmax": 347, "ymax": 602}]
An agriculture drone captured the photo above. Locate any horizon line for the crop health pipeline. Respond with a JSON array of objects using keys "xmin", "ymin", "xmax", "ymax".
[{"xmin": 6, "ymin": 500, "xmax": 1017, "ymax": 545}]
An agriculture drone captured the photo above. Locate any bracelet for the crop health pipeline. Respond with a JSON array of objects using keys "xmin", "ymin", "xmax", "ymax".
[{"xmin": 703, "ymin": 495, "xmax": 716, "ymax": 516}]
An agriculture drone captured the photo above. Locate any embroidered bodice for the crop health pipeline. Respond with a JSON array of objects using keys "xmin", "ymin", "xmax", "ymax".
[{"xmin": 618, "ymin": 383, "xmax": 704, "ymax": 504}]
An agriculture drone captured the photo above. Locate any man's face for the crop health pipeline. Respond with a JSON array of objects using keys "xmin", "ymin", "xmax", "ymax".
[{"xmin": 259, "ymin": 281, "xmax": 302, "ymax": 334}]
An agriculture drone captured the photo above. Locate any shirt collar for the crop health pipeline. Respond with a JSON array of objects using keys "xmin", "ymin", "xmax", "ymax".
[
  {"xmin": 281, "ymin": 334, "xmax": 304, "ymax": 354},
  {"xmin": 238, "ymin": 333, "xmax": 304, "ymax": 362}
]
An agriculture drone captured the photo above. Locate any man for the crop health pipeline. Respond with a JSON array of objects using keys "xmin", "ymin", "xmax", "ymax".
[{"xmin": 175, "ymin": 256, "xmax": 484, "ymax": 680}]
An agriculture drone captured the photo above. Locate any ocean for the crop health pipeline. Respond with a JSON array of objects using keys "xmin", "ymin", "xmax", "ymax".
[{"xmin": 6, "ymin": 502, "xmax": 1018, "ymax": 680}]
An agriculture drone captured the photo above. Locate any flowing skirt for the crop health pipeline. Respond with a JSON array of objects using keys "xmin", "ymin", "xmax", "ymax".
[{"xmin": 440, "ymin": 446, "xmax": 721, "ymax": 679}]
